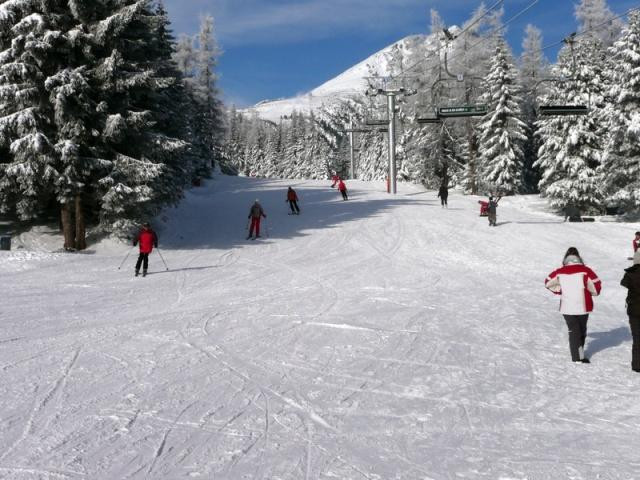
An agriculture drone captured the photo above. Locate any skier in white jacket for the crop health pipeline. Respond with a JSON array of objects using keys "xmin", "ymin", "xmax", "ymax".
[{"xmin": 545, "ymin": 247, "xmax": 602, "ymax": 363}]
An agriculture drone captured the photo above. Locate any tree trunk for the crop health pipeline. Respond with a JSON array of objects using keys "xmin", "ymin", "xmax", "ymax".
[
  {"xmin": 61, "ymin": 202, "xmax": 75, "ymax": 251},
  {"xmin": 74, "ymin": 195, "xmax": 86, "ymax": 251}
]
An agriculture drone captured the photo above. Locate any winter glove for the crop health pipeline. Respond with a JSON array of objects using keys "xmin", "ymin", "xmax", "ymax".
[
  {"xmin": 133, "ymin": 240, "xmax": 138, "ymax": 246},
  {"xmin": 154, "ymin": 242, "xmax": 158, "ymax": 248}
]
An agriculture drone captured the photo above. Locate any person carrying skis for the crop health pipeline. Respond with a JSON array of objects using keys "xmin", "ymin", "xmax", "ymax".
[
  {"xmin": 247, "ymin": 199, "xmax": 266, "ymax": 239},
  {"xmin": 338, "ymin": 179, "xmax": 348, "ymax": 200},
  {"xmin": 133, "ymin": 222, "xmax": 158, "ymax": 277},
  {"xmin": 621, "ymin": 250, "xmax": 640, "ymax": 372},
  {"xmin": 487, "ymin": 195, "xmax": 501, "ymax": 226},
  {"xmin": 437, "ymin": 184, "xmax": 449, "ymax": 208},
  {"xmin": 544, "ymin": 247, "xmax": 602, "ymax": 364},
  {"xmin": 286, "ymin": 186, "xmax": 300, "ymax": 215}
]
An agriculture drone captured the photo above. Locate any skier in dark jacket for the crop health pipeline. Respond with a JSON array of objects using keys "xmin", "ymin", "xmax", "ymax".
[
  {"xmin": 621, "ymin": 250, "xmax": 640, "ymax": 372},
  {"xmin": 487, "ymin": 195, "xmax": 501, "ymax": 226},
  {"xmin": 247, "ymin": 199, "xmax": 266, "ymax": 239},
  {"xmin": 437, "ymin": 184, "xmax": 449, "ymax": 208},
  {"xmin": 286, "ymin": 187, "xmax": 300, "ymax": 214},
  {"xmin": 133, "ymin": 222, "xmax": 158, "ymax": 277}
]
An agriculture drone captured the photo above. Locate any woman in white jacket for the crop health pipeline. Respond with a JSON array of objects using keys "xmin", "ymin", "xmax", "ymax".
[{"xmin": 545, "ymin": 247, "xmax": 602, "ymax": 363}]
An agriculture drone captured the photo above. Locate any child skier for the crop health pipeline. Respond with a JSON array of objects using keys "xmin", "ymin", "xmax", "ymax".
[
  {"xmin": 487, "ymin": 195, "xmax": 501, "ymax": 226},
  {"xmin": 133, "ymin": 222, "xmax": 158, "ymax": 277},
  {"xmin": 286, "ymin": 186, "xmax": 300, "ymax": 214},
  {"xmin": 247, "ymin": 199, "xmax": 267, "ymax": 239},
  {"xmin": 544, "ymin": 247, "xmax": 602, "ymax": 363},
  {"xmin": 338, "ymin": 179, "xmax": 348, "ymax": 200}
]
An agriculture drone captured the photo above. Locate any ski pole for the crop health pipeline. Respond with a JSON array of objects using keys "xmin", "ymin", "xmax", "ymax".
[
  {"xmin": 117, "ymin": 246, "xmax": 135, "ymax": 270},
  {"xmin": 156, "ymin": 248, "xmax": 169, "ymax": 271}
]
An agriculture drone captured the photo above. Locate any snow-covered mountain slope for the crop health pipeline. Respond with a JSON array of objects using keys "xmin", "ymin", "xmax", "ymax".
[
  {"xmin": 242, "ymin": 34, "xmax": 433, "ymax": 122},
  {"xmin": 2, "ymin": 175, "xmax": 640, "ymax": 479}
]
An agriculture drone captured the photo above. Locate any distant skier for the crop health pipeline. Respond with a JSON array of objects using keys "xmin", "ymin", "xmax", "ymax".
[
  {"xmin": 247, "ymin": 199, "xmax": 266, "ymax": 239},
  {"xmin": 621, "ymin": 250, "xmax": 640, "ymax": 372},
  {"xmin": 487, "ymin": 195, "xmax": 501, "ymax": 226},
  {"xmin": 331, "ymin": 173, "xmax": 341, "ymax": 188},
  {"xmin": 133, "ymin": 222, "xmax": 158, "ymax": 277},
  {"xmin": 338, "ymin": 179, "xmax": 348, "ymax": 200},
  {"xmin": 544, "ymin": 247, "xmax": 602, "ymax": 364},
  {"xmin": 286, "ymin": 186, "xmax": 300, "ymax": 215},
  {"xmin": 633, "ymin": 231, "xmax": 640, "ymax": 253},
  {"xmin": 437, "ymin": 184, "xmax": 449, "ymax": 208}
]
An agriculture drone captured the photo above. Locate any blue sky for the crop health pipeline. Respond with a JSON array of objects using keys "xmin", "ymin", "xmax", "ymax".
[{"xmin": 162, "ymin": 0, "xmax": 636, "ymax": 107}]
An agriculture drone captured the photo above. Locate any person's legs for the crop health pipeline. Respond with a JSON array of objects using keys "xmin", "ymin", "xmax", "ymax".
[
  {"xmin": 564, "ymin": 315, "xmax": 588, "ymax": 361},
  {"xmin": 142, "ymin": 253, "xmax": 149, "ymax": 272},
  {"xmin": 629, "ymin": 315, "xmax": 640, "ymax": 371},
  {"xmin": 577, "ymin": 314, "xmax": 589, "ymax": 360},
  {"xmin": 293, "ymin": 200, "xmax": 300, "ymax": 213},
  {"xmin": 249, "ymin": 217, "xmax": 258, "ymax": 237},
  {"xmin": 135, "ymin": 253, "xmax": 144, "ymax": 273},
  {"xmin": 255, "ymin": 218, "xmax": 261, "ymax": 237}
]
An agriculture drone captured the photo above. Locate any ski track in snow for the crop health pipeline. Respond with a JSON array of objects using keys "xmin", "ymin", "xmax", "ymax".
[{"xmin": 2, "ymin": 176, "xmax": 640, "ymax": 479}]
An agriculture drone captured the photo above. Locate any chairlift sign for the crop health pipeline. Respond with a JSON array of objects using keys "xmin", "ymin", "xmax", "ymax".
[{"xmin": 437, "ymin": 105, "xmax": 488, "ymax": 117}]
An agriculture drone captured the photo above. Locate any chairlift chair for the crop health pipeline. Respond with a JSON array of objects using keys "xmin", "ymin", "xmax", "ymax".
[
  {"xmin": 414, "ymin": 89, "xmax": 441, "ymax": 125},
  {"xmin": 536, "ymin": 34, "xmax": 590, "ymax": 117},
  {"xmin": 431, "ymin": 76, "xmax": 488, "ymax": 119}
]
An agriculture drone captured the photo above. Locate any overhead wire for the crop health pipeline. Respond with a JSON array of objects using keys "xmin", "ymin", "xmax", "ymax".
[{"xmin": 539, "ymin": 4, "xmax": 640, "ymax": 54}]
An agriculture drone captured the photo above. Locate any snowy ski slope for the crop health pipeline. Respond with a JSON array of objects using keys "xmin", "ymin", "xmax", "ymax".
[{"xmin": 1, "ymin": 176, "xmax": 639, "ymax": 480}]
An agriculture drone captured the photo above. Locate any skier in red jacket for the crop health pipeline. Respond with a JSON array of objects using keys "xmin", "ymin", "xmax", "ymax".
[
  {"xmin": 286, "ymin": 186, "xmax": 300, "ymax": 214},
  {"xmin": 331, "ymin": 173, "xmax": 341, "ymax": 188},
  {"xmin": 633, "ymin": 231, "xmax": 640, "ymax": 253},
  {"xmin": 338, "ymin": 180, "xmax": 348, "ymax": 200},
  {"xmin": 133, "ymin": 222, "xmax": 158, "ymax": 277}
]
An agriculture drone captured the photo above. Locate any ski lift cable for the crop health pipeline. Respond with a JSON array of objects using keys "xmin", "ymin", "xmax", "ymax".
[
  {"xmin": 439, "ymin": 0, "xmax": 540, "ymax": 73},
  {"xmin": 538, "ymin": 4, "xmax": 640, "ymax": 53},
  {"xmin": 455, "ymin": 0, "xmax": 505, "ymax": 39},
  {"xmin": 396, "ymin": 0, "xmax": 509, "ymax": 79}
]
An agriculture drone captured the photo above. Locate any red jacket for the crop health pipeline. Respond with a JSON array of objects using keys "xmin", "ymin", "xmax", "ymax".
[
  {"xmin": 545, "ymin": 262, "xmax": 601, "ymax": 314},
  {"xmin": 135, "ymin": 229, "xmax": 158, "ymax": 254},
  {"xmin": 634, "ymin": 238, "xmax": 639, "ymax": 252},
  {"xmin": 287, "ymin": 190, "xmax": 298, "ymax": 201},
  {"xmin": 338, "ymin": 180, "xmax": 346, "ymax": 191}
]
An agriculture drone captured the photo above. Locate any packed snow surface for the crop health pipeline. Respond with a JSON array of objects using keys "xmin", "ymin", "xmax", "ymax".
[{"xmin": 1, "ymin": 176, "xmax": 639, "ymax": 480}]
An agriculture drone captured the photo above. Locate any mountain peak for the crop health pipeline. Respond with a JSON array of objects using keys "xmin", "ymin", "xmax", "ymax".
[{"xmin": 241, "ymin": 33, "xmax": 438, "ymax": 122}]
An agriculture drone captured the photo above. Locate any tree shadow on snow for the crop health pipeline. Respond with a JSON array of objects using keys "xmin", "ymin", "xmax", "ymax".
[
  {"xmin": 158, "ymin": 176, "xmax": 436, "ymax": 250},
  {"xmin": 585, "ymin": 326, "xmax": 631, "ymax": 358}
]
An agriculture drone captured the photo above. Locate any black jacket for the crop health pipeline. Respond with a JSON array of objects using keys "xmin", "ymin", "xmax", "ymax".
[{"xmin": 621, "ymin": 264, "xmax": 640, "ymax": 316}]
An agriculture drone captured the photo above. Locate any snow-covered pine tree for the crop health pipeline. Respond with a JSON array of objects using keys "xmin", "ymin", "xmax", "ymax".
[
  {"xmin": 0, "ymin": 0, "xmax": 107, "ymax": 250},
  {"xmin": 192, "ymin": 14, "xmax": 224, "ymax": 176},
  {"xmin": 0, "ymin": 1, "xmax": 59, "ymax": 228},
  {"xmin": 535, "ymin": 36, "xmax": 606, "ymax": 214},
  {"xmin": 601, "ymin": 11, "xmax": 640, "ymax": 212},
  {"xmin": 477, "ymin": 38, "xmax": 527, "ymax": 195},
  {"xmin": 575, "ymin": 0, "xmax": 624, "ymax": 47},
  {"xmin": 89, "ymin": 0, "xmax": 191, "ymax": 233},
  {"xmin": 519, "ymin": 24, "xmax": 547, "ymax": 192}
]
